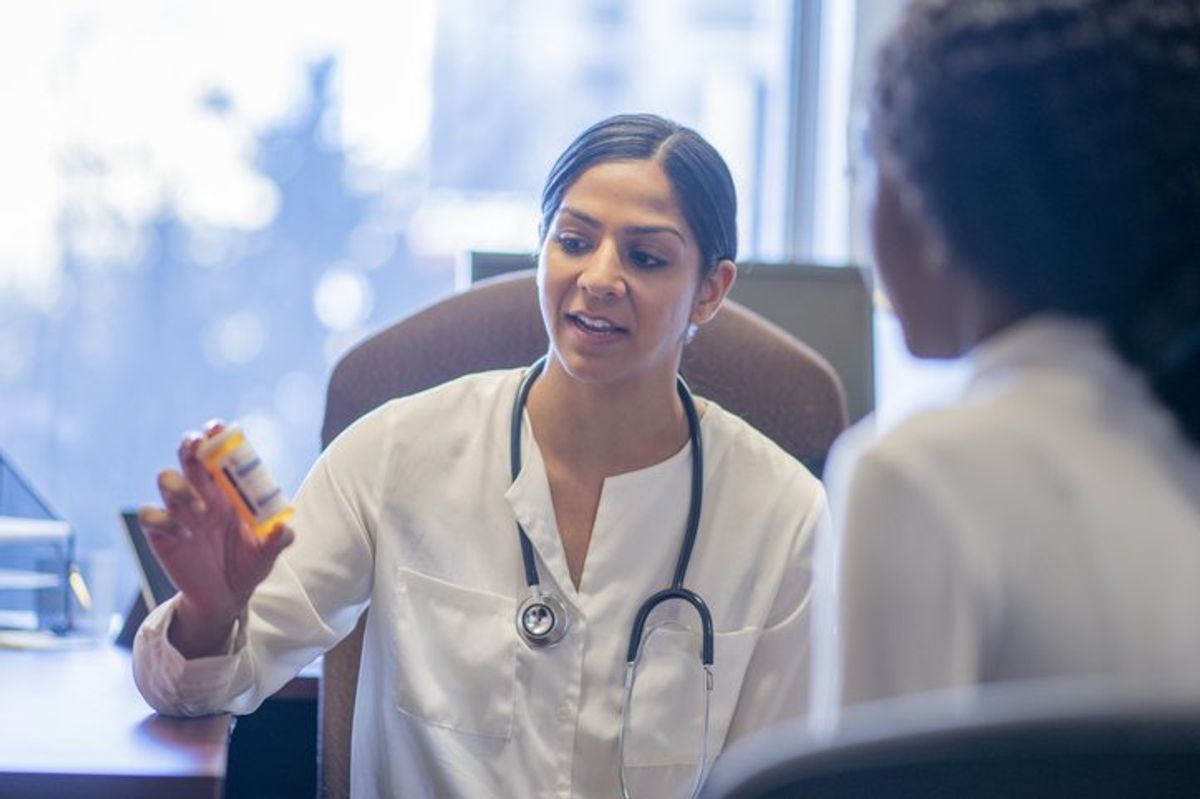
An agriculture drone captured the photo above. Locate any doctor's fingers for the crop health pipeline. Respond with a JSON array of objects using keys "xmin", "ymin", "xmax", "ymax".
[
  {"xmin": 138, "ymin": 504, "xmax": 193, "ymax": 543},
  {"xmin": 177, "ymin": 430, "xmax": 226, "ymax": 510},
  {"xmin": 259, "ymin": 523, "xmax": 296, "ymax": 561},
  {"xmin": 155, "ymin": 468, "xmax": 214, "ymax": 531}
]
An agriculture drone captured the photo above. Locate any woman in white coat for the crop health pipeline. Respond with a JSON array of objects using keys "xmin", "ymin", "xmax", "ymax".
[
  {"xmin": 813, "ymin": 0, "xmax": 1200, "ymax": 718},
  {"xmin": 133, "ymin": 113, "xmax": 825, "ymax": 799}
]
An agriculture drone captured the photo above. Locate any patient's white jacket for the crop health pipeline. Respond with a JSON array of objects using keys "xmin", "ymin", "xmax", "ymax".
[
  {"xmin": 811, "ymin": 315, "xmax": 1200, "ymax": 723},
  {"xmin": 134, "ymin": 368, "xmax": 825, "ymax": 799}
]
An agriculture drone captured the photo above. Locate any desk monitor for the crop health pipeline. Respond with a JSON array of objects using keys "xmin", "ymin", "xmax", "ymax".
[
  {"xmin": 115, "ymin": 509, "xmax": 177, "ymax": 647},
  {"xmin": 120, "ymin": 509, "xmax": 177, "ymax": 609}
]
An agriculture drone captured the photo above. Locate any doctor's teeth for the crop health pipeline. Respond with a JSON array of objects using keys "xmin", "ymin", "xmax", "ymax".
[{"xmin": 576, "ymin": 315, "xmax": 615, "ymax": 332}]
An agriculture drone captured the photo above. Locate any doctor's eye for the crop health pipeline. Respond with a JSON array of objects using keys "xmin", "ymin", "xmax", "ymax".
[
  {"xmin": 628, "ymin": 249, "xmax": 668, "ymax": 270},
  {"xmin": 556, "ymin": 233, "xmax": 592, "ymax": 255}
]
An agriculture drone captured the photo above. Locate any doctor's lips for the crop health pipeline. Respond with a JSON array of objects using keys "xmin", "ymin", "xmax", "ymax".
[{"xmin": 567, "ymin": 311, "xmax": 627, "ymax": 337}]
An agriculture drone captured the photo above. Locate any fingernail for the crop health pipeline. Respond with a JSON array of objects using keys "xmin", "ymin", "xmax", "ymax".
[{"xmin": 190, "ymin": 496, "xmax": 207, "ymax": 514}]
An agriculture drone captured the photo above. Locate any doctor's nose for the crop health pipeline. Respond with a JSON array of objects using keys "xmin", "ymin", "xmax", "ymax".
[{"xmin": 578, "ymin": 242, "xmax": 626, "ymax": 299}]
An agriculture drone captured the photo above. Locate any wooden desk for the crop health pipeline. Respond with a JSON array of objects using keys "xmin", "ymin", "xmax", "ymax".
[{"xmin": 0, "ymin": 643, "xmax": 230, "ymax": 799}]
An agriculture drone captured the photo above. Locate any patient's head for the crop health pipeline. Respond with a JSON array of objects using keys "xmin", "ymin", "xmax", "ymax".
[{"xmin": 870, "ymin": 0, "xmax": 1200, "ymax": 442}]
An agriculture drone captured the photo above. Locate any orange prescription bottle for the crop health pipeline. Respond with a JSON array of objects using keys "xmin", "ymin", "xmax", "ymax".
[{"xmin": 197, "ymin": 424, "xmax": 294, "ymax": 538}]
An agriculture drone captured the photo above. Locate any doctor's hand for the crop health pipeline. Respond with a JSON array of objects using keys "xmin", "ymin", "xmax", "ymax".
[{"xmin": 139, "ymin": 422, "xmax": 294, "ymax": 659}]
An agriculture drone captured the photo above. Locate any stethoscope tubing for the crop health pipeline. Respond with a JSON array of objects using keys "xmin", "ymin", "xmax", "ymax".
[
  {"xmin": 510, "ymin": 357, "xmax": 546, "ymax": 590},
  {"xmin": 510, "ymin": 356, "xmax": 706, "ymax": 605},
  {"xmin": 510, "ymin": 356, "xmax": 715, "ymax": 798},
  {"xmin": 625, "ymin": 587, "xmax": 714, "ymax": 666}
]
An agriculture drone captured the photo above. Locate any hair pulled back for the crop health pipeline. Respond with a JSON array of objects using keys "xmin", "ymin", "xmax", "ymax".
[{"xmin": 539, "ymin": 113, "xmax": 738, "ymax": 274}]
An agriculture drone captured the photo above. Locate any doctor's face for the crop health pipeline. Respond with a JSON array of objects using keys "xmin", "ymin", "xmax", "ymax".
[{"xmin": 537, "ymin": 159, "xmax": 726, "ymax": 389}]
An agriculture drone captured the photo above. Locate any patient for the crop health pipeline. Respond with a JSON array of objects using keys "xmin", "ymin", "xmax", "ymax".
[{"xmin": 812, "ymin": 0, "xmax": 1200, "ymax": 716}]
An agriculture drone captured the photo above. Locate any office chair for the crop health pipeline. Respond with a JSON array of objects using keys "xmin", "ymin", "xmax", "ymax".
[
  {"xmin": 698, "ymin": 681, "xmax": 1200, "ymax": 799},
  {"xmin": 317, "ymin": 269, "xmax": 848, "ymax": 799}
]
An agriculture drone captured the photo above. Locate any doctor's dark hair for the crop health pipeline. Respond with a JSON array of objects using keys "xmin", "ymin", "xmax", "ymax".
[
  {"xmin": 872, "ymin": 0, "xmax": 1200, "ymax": 445},
  {"xmin": 538, "ymin": 113, "xmax": 738, "ymax": 274}
]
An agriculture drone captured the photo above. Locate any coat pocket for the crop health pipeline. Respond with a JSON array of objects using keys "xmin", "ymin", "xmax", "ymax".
[
  {"xmin": 621, "ymin": 623, "xmax": 758, "ymax": 768},
  {"xmin": 392, "ymin": 567, "xmax": 518, "ymax": 739}
]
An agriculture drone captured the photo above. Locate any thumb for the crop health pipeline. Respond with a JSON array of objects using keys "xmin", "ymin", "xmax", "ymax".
[{"xmin": 260, "ymin": 523, "xmax": 295, "ymax": 562}]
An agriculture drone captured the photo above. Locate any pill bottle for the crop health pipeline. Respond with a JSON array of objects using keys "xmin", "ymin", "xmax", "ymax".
[{"xmin": 197, "ymin": 424, "xmax": 294, "ymax": 538}]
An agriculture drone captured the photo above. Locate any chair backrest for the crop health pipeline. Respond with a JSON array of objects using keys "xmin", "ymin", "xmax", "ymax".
[
  {"xmin": 465, "ymin": 252, "xmax": 876, "ymax": 422},
  {"xmin": 698, "ymin": 683, "xmax": 1200, "ymax": 799},
  {"xmin": 317, "ymin": 270, "xmax": 847, "ymax": 798}
]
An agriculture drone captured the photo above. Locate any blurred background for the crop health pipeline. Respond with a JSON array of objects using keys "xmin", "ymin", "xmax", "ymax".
[{"xmin": 0, "ymin": 0, "xmax": 965, "ymax": 613}]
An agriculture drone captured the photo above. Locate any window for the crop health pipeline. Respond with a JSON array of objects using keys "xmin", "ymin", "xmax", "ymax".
[
  {"xmin": 849, "ymin": 0, "xmax": 970, "ymax": 430},
  {"xmin": 0, "ymin": 1, "xmax": 800, "ymax": 599}
]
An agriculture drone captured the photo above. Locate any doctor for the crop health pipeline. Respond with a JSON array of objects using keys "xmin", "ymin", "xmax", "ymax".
[{"xmin": 133, "ymin": 113, "xmax": 825, "ymax": 799}]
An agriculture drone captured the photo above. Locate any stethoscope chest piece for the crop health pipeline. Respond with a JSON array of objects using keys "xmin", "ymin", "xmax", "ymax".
[{"xmin": 516, "ymin": 592, "xmax": 570, "ymax": 648}]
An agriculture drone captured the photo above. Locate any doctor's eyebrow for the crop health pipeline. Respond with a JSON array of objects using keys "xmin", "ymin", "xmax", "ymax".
[{"xmin": 558, "ymin": 206, "xmax": 686, "ymax": 244}]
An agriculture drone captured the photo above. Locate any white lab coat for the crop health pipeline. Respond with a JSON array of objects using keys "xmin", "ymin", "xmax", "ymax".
[
  {"xmin": 811, "ymin": 314, "xmax": 1200, "ymax": 723},
  {"xmin": 134, "ymin": 368, "xmax": 825, "ymax": 799}
]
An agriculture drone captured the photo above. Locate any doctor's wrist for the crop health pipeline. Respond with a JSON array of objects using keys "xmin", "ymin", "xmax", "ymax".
[{"xmin": 169, "ymin": 595, "xmax": 243, "ymax": 659}]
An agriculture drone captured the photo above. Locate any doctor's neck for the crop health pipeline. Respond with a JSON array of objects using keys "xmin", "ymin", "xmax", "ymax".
[{"xmin": 526, "ymin": 355, "xmax": 693, "ymax": 476}]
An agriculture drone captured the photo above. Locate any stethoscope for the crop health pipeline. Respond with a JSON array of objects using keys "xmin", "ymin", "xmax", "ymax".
[{"xmin": 510, "ymin": 356, "xmax": 714, "ymax": 799}]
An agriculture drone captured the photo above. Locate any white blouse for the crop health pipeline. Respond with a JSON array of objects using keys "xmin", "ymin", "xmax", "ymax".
[
  {"xmin": 134, "ymin": 368, "xmax": 825, "ymax": 799},
  {"xmin": 811, "ymin": 315, "xmax": 1200, "ymax": 723}
]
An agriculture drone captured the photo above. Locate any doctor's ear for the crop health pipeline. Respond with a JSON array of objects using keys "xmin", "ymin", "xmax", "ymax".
[{"xmin": 691, "ymin": 259, "xmax": 737, "ymax": 326}]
